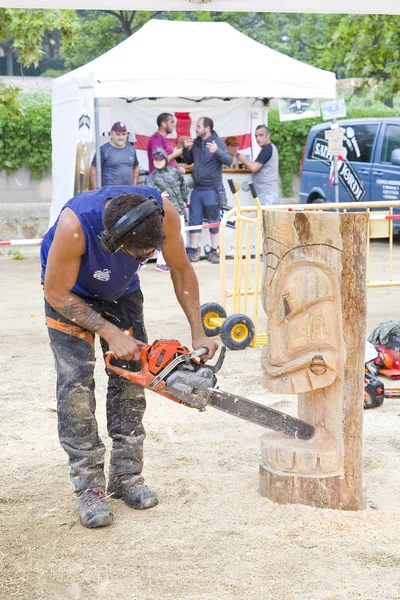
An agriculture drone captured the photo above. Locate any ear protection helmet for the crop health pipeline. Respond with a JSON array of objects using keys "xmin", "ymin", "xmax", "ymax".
[{"xmin": 99, "ymin": 197, "xmax": 165, "ymax": 253}]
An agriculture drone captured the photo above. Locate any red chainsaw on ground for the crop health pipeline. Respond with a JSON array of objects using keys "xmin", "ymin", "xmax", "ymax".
[{"xmin": 105, "ymin": 339, "xmax": 315, "ymax": 440}]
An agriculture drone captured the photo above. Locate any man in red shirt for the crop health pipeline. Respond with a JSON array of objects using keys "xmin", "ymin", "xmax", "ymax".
[{"xmin": 147, "ymin": 113, "xmax": 185, "ymax": 174}]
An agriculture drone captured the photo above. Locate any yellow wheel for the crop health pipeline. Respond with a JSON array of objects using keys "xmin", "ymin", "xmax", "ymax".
[
  {"xmin": 231, "ymin": 323, "xmax": 250, "ymax": 343},
  {"xmin": 221, "ymin": 314, "xmax": 255, "ymax": 350},
  {"xmin": 200, "ymin": 302, "xmax": 227, "ymax": 337}
]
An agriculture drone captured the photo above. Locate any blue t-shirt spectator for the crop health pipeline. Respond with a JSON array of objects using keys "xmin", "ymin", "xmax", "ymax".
[{"xmin": 91, "ymin": 142, "xmax": 139, "ymax": 187}]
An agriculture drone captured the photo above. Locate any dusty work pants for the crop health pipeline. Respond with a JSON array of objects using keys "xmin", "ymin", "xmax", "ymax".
[{"xmin": 45, "ymin": 290, "xmax": 147, "ymax": 493}]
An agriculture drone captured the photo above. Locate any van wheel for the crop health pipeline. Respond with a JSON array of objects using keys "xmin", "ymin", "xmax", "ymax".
[{"xmin": 310, "ymin": 197, "xmax": 325, "ymax": 204}]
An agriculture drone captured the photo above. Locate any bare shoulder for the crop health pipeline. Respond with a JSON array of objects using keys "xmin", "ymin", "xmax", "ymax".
[{"xmin": 52, "ymin": 208, "xmax": 85, "ymax": 258}]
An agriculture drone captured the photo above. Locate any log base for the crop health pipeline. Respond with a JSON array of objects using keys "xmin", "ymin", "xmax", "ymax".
[{"xmin": 259, "ymin": 463, "xmax": 365, "ymax": 511}]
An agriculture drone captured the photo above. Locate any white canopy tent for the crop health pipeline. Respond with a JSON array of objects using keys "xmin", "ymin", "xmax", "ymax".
[
  {"xmin": 54, "ymin": 19, "xmax": 336, "ymax": 99},
  {"xmin": 51, "ymin": 19, "xmax": 336, "ymax": 222}
]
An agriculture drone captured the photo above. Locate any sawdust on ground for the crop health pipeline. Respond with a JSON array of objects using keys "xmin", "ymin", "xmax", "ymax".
[{"xmin": 0, "ymin": 241, "xmax": 400, "ymax": 600}]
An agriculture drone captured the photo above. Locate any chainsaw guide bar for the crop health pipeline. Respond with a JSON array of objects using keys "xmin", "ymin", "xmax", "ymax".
[{"xmin": 105, "ymin": 340, "xmax": 315, "ymax": 441}]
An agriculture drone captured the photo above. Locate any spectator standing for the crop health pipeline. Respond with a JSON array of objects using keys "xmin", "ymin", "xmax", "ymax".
[
  {"xmin": 223, "ymin": 136, "xmax": 240, "ymax": 169},
  {"xmin": 182, "ymin": 117, "xmax": 231, "ymax": 264},
  {"xmin": 90, "ymin": 122, "xmax": 139, "ymax": 189},
  {"xmin": 175, "ymin": 136, "xmax": 193, "ymax": 172},
  {"xmin": 144, "ymin": 148, "xmax": 188, "ymax": 273},
  {"xmin": 238, "ymin": 125, "xmax": 279, "ymax": 205},
  {"xmin": 147, "ymin": 113, "xmax": 185, "ymax": 174}
]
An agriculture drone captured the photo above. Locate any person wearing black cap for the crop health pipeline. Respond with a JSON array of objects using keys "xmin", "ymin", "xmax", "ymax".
[
  {"xmin": 90, "ymin": 121, "xmax": 140, "ymax": 189},
  {"xmin": 41, "ymin": 185, "xmax": 218, "ymax": 529}
]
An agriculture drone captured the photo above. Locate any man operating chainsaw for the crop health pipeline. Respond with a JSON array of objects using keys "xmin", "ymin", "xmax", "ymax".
[{"xmin": 41, "ymin": 184, "xmax": 218, "ymax": 529}]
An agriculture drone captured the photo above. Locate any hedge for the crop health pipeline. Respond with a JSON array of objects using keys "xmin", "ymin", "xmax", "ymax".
[
  {"xmin": 1, "ymin": 93, "xmax": 398, "ymax": 197},
  {"xmin": 0, "ymin": 92, "xmax": 52, "ymax": 180}
]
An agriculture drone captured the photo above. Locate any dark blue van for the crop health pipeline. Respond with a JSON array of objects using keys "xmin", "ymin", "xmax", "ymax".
[{"xmin": 300, "ymin": 118, "xmax": 400, "ymax": 208}]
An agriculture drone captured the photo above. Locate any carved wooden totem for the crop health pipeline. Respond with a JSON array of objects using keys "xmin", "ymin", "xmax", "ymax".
[{"xmin": 259, "ymin": 211, "xmax": 368, "ymax": 510}]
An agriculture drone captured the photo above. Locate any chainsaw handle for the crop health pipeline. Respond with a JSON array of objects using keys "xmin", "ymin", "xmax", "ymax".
[
  {"xmin": 105, "ymin": 343, "xmax": 149, "ymax": 363},
  {"xmin": 190, "ymin": 347, "xmax": 209, "ymax": 359},
  {"xmin": 105, "ymin": 346, "xmax": 151, "ymax": 386},
  {"xmin": 190, "ymin": 346, "xmax": 226, "ymax": 372}
]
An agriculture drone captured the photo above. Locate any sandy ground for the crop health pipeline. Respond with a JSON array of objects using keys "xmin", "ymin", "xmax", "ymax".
[{"xmin": 1, "ymin": 241, "xmax": 400, "ymax": 600}]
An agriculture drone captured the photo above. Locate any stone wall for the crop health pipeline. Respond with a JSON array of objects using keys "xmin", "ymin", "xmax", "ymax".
[
  {"xmin": 0, "ymin": 203, "xmax": 50, "ymax": 241},
  {"xmin": 0, "ymin": 75, "xmax": 53, "ymax": 95},
  {"xmin": 0, "ymin": 167, "xmax": 52, "ymax": 204}
]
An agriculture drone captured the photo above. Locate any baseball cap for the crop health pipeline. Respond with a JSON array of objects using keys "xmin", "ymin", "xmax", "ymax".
[
  {"xmin": 111, "ymin": 121, "xmax": 127, "ymax": 132},
  {"xmin": 152, "ymin": 147, "xmax": 168, "ymax": 160}
]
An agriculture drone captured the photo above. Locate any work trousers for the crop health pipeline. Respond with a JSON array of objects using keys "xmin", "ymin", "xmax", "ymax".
[
  {"xmin": 188, "ymin": 189, "xmax": 220, "ymax": 234},
  {"xmin": 45, "ymin": 289, "xmax": 147, "ymax": 493}
]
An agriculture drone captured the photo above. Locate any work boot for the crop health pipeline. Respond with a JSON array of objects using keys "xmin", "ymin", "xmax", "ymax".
[
  {"xmin": 207, "ymin": 248, "xmax": 220, "ymax": 264},
  {"xmin": 107, "ymin": 474, "xmax": 159, "ymax": 510},
  {"xmin": 77, "ymin": 488, "xmax": 112, "ymax": 529},
  {"xmin": 187, "ymin": 247, "xmax": 201, "ymax": 263}
]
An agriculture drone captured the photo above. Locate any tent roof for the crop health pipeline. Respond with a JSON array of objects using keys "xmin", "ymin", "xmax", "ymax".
[{"xmin": 54, "ymin": 19, "xmax": 336, "ymax": 99}]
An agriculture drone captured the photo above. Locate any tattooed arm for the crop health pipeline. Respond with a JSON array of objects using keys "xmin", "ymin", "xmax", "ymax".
[{"xmin": 44, "ymin": 208, "xmax": 141, "ymax": 360}]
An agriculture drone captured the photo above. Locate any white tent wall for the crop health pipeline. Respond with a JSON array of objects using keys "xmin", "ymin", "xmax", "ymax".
[
  {"xmin": 51, "ymin": 94, "xmax": 260, "ymax": 223},
  {"xmin": 106, "ymin": 97, "xmax": 256, "ymax": 171},
  {"xmin": 50, "ymin": 78, "xmax": 81, "ymax": 225}
]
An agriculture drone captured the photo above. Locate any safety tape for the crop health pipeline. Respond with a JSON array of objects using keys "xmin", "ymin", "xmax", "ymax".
[
  {"xmin": 0, "ymin": 221, "xmax": 223, "ymax": 246},
  {"xmin": 0, "ymin": 238, "xmax": 43, "ymax": 246},
  {"xmin": 184, "ymin": 222, "xmax": 220, "ymax": 231},
  {"xmin": 2, "ymin": 214, "xmax": 396, "ymax": 246}
]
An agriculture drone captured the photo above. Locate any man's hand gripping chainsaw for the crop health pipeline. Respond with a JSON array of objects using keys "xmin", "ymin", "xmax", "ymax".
[{"xmin": 105, "ymin": 339, "xmax": 315, "ymax": 440}]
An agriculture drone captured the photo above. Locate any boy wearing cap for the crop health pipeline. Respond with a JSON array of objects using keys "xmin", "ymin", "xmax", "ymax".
[
  {"xmin": 90, "ymin": 121, "xmax": 140, "ymax": 189},
  {"xmin": 144, "ymin": 148, "xmax": 188, "ymax": 273}
]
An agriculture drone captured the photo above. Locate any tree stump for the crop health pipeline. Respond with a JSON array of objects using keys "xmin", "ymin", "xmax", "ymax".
[{"xmin": 259, "ymin": 211, "xmax": 368, "ymax": 510}]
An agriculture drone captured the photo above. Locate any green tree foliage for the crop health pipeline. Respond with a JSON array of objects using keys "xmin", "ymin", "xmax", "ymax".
[
  {"xmin": 2, "ymin": 9, "xmax": 400, "ymax": 105},
  {"xmin": 0, "ymin": 92, "xmax": 51, "ymax": 178},
  {"xmin": 262, "ymin": 13, "xmax": 400, "ymax": 105},
  {"xmin": 328, "ymin": 15, "xmax": 400, "ymax": 105},
  {"xmin": 60, "ymin": 10, "xmax": 295, "ymax": 70},
  {"xmin": 61, "ymin": 10, "xmax": 169, "ymax": 69},
  {"xmin": 0, "ymin": 83, "xmax": 22, "ymax": 115},
  {"xmin": 0, "ymin": 8, "xmax": 74, "ymax": 68}
]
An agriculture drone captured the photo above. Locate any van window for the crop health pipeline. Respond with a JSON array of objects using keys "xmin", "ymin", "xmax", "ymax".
[
  {"xmin": 307, "ymin": 129, "xmax": 328, "ymax": 159},
  {"xmin": 308, "ymin": 124, "xmax": 378, "ymax": 163},
  {"xmin": 379, "ymin": 124, "xmax": 400, "ymax": 163},
  {"xmin": 342, "ymin": 124, "xmax": 378, "ymax": 162}
]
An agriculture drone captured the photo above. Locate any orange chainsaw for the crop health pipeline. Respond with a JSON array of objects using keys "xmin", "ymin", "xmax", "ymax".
[{"xmin": 105, "ymin": 339, "xmax": 315, "ymax": 440}]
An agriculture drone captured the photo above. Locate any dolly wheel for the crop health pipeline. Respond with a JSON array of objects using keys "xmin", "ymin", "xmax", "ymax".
[
  {"xmin": 200, "ymin": 302, "xmax": 227, "ymax": 337},
  {"xmin": 221, "ymin": 314, "xmax": 255, "ymax": 350}
]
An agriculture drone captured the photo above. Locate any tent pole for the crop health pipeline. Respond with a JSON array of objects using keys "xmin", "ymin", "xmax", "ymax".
[{"xmin": 94, "ymin": 97, "xmax": 102, "ymax": 189}]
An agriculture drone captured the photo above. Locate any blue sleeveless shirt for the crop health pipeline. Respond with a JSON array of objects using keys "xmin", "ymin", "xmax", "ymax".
[{"xmin": 41, "ymin": 185, "xmax": 163, "ymax": 301}]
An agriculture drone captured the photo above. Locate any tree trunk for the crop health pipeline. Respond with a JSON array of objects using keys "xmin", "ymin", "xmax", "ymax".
[
  {"xmin": 259, "ymin": 210, "xmax": 368, "ymax": 510},
  {"xmin": 6, "ymin": 44, "xmax": 13, "ymax": 76}
]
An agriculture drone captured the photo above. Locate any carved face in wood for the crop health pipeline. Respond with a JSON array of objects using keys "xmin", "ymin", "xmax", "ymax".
[
  {"xmin": 264, "ymin": 260, "xmax": 343, "ymax": 394},
  {"xmin": 260, "ymin": 211, "xmax": 345, "ymax": 477},
  {"xmin": 262, "ymin": 212, "xmax": 345, "ymax": 395}
]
